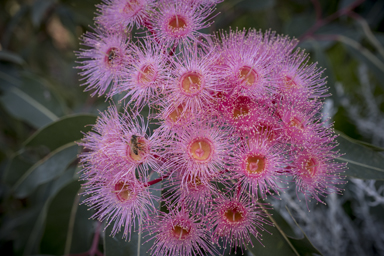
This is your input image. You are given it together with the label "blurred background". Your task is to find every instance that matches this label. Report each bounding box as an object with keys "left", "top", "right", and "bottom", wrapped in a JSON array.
[{"left": 1, "top": 0, "right": 384, "bottom": 255}]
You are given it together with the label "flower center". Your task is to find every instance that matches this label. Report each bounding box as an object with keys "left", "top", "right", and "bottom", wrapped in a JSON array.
[
  {"left": 180, "top": 72, "right": 203, "bottom": 95},
  {"left": 127, "top": 135, "right": 148, "bottom": 162},
  {"left": 302, "top": 157, "right": 318, "bottom": 178},
  {"left": 105, "top": 47, "right": 121, "bottom": 67},
  {"left": 186, "top": 174, "right": 203, "bottom": 190},
  {"left": 188, "top": 138, "right": 213, "bottom": 162},
  {"left": 289, "top": 116, "right": 304, "bottom": 130},
  {"left": 114, "top": 182, "right": 133, "bottom": 202},
  {"left": 283, "top": 75, "right": 298, "bottom": 89},
  {"left": 232, "top": 96, "right": 252, "bottom": 119},
  {"left": 172, "top": 225, "right": 190, "bottom": 240},
  {"left": 246, "top": 155, "right": 265, "bottom": 174},
  {"left": 168, "top": 15, "right": 187, "bottom": 34},
  {"left": 138, "top": 64, "right": 156, "bottom": 85},
  {"left": 239, "top": 66, "right": 258, "bottom": 87},
  {"left": 167, "top": 104, "right": 190, "bottom": 124},
  {"left": 224, "top": 206, "right": 244, "bottom": 223},
  {"left": 123, "top": 0, "right": 139, "bottom": 14}
]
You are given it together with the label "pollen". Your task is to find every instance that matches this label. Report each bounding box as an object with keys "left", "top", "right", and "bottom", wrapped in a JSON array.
[
  {"left": 180, "top": 72, "right": 203, "bottom": 95},
  {"left": 246, "top": 155, "right": 265, "bottom": 175},
  {"left": 172, "top": 225, "right": 190, "bottom": 240},
  {"left": 239, "top": 66, "right": 258, "bottom": 87},
  {"left": 188, "top": 138, "right": 213, "bottom": 162},
  {"left": 114, "top": 182, "right": 133, "bottom": 202}
]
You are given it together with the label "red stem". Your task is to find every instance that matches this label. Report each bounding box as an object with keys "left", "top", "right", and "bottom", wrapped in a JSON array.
[{"left": 144, "top": 174, "right": 170, "bottom": 187}]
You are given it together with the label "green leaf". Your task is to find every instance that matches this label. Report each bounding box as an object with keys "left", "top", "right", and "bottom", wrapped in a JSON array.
[
  {"left": 22, "top": 114, "right": 97, "bottom": 151},
  {"left": 40, "top": 182, "right": 94, "bottom": 255},
  {"left": 32, "top": 0, "right": 57, "bottom": 28},
  {"left": 336, "top": 130, "right": 384, "bottom": 152},
  {"left": 104, "top": 221, "right": 154, "bottom": 256},
  {"left": 246, "top": 205, "right": 299, "bottom": 256},
  {"left": 13, "top": 167, "right": 77, "bottom": 256},
  {"left": 336, "top": 134, "right": 384, "bottom": 180},
  {"left": 247, "top": 204, "right": 322, "bottom": 256},
  {"left": 3, "top": 153, "right": 34, "bottom": 186},
  {"left": 0, "top": 86, "right": 59, "bottom": 128},
  {"left": 12, "top": 143, "right": 79, "bottom": 198},
  {"left": 0, "top": 72, "right": 68, "bottom": 128},
  {"left": 285, "top": 207, "right": 322, "bottom": 256},
  {"left": 236, "top": 0, "right": 276, "bottom": 11},
  {"left": 0, "top": 50, "right": 25, "bottom": 65}
]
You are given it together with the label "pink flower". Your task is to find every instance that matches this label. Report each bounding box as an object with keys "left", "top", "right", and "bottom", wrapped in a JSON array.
[
  {"left": 209, "top": 194, "right": 271, "bottom": 254},
  {"left": 216, "top": 29, "right": 280, "bottom": 98},
  {"left": 290, "top": 128, "right": 347, "bottom": 207},
  {"left": 161, "top": 118, "right": 235, "bottom": 187},
  {"left": 78, "top": 105, "right": 163, "bottom": 181},
  {"left": 114, "top": 38, "right": 170, "bottom": 110},
  {"left": 96, "top": 0, "right": 155, "bottom": 30},
  {"left": 82, "top": 171, "right": 156, "bottom": 241},
  {"left": 231, "top": 134, "right": 290, "bottom": 199},
  {"left": 76, "top": 29, "right": 132, "bottom": 97},
  {"left": 163, "top": 45, "right": 222, "bottom": 116},
  {"left": 146, "top": 209, "right": 217, "bottom": 256},
  {"left": 148, "top": 0, "right": 217, "bottom": 46}
]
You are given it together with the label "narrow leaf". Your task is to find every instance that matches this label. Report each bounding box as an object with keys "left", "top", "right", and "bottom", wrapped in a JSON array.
[
  {"left": 1, "top": 86, "right": 58, "bottom": 128},
  {"left": 22, "top": 114, "right": 97, "bottom": 151},
  {"left": 336, "top": 134, "right": 384, "bottom": 180},
  {"left": 12, "top": 143, "right": 78, "bottom": 198}
]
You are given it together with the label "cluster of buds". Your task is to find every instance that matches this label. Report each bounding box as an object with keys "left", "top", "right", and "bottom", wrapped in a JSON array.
[{"left": 76, "top": 0, "right": 346, "bottom": 255}]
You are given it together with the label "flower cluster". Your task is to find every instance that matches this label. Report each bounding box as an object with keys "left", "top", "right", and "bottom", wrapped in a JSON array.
[{"left": 76, "top": 0, "right": 346, "bottom": 255}]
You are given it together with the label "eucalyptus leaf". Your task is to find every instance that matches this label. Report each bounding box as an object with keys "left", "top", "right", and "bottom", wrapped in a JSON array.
[
  {"left": 0, "top": 86, "right": 59, "bottom": 128},
  {"left": 14, "top": 167, "right": 76, "bottom": 256},
  {"left": 285, "top": 207, "right": 322, "bottom": 255},
  {"left": 336, "top": 130, "right": 384, "bottom": 152},
  {"left": 40, "top": 181, "right": 93, "bottom": 255},
  {"left": 336, "top": 134, "right": 384, "bottom": 180},
  {"left": 104, "top": 221, "right": 154, "bottom": 256},
  {"left": 3, "top": 153, "right": 34, "bottom": 186},
  {"left": 247, "top": 204, "right": 322, "bottom": 256},
  {"left": 0, "top": 50, "right": 25, "bottom": 65},
  {"left": 32, "top": 0, "right": 57, "bottom": 28},
  {"left": 12, "top": 143, "right": 79, "bottom": 198},
  {"left": 22, "top": 114, "right": 97, "bottom": 151},
  {"left": 0, "top": 72, "right": 68, "bottom": 128}
]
